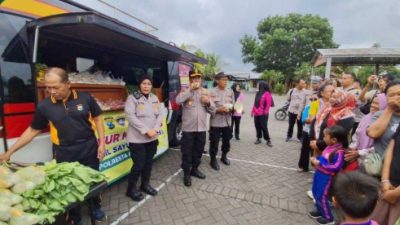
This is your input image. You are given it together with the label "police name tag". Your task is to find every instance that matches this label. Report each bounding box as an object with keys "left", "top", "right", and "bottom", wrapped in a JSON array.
[{"left": 77, "top": 104, "right": 84, "bottom": 111}]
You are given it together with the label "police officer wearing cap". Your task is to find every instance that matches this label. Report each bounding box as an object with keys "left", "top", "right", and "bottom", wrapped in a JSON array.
[
  {"left": 176, "top": 71, "right": 215, "bottom": 187},
  {"left": 209, "top": 72, "right": 234, "bottom": 170},
  {"left": 0, "top": 67, "right": 106, "bottom": 225},
  {"left": 125, "top": 75, "right": 163, "bottom": 201}
]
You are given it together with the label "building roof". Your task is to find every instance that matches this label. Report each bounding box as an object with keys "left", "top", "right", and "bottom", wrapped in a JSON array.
[
  {"left": 227, "top": 72, "right": 261, "bottom": 80},
  {"left": 312, "top": 48, "right": 400, "bottom": 67}
]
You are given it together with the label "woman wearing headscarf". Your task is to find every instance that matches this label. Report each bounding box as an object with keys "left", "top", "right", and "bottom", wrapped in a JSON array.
[
  {"left": 251, "top": 81, "right": 273, "bottom": 147},
  {"left": 231, "top": 83, "right": 245, "bottom": 140},
  {"left": 125, "top": 75, "right": 163, "bottom": 202},
  {"left": 345, "top": 93, "right": 387, "bottom": 171},
  {"left": 310, "top": 89, "right": 356, "bottom": 154}
]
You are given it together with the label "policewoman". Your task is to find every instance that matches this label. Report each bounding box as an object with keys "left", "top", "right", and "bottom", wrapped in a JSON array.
[
  {"left": 176, "top": 71, "right": 215, "bottom": 187},
  {"left": 0, "top": 67, "right": 106, "bottom": 225},
  {"left": 125, "top": 75, "right": 163, "bottom": 201}
]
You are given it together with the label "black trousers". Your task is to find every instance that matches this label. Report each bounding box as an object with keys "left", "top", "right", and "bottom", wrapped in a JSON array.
[
  {"left": 127, "top": 140, "right": 158, "bottom": 191},
  {"left": 254, "top": 115, "right": 270, "bottom": 141},
  {"left": 231, "top": 116, "right": 242, "bottom": 138},
  {"left": 287, "top": 112, "right": 303, "bottom": 139},
  {"left": 209, "top": 126, "right": 232, "bottom": 158},
  {"left": 298, "top": 132, "right": 311, "bottom": 171},
  {"left": 54, "top": 137, "right": 101, "bottom": 224},
  {"left": 180, "top": 131, "right": 206, "bottom": 172},
  {"left": 351, "top": 122, "right": 359, "bottom": 136}
]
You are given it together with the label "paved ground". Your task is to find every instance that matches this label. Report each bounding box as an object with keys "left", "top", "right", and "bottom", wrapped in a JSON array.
[{"left": 93, "top": 92, "right": 318, "bottom": 225}]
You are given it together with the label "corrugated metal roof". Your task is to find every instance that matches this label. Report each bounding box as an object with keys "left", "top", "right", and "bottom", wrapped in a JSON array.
[
  {"left": 227, "top": 72, "right": 261, "bottom": 80},
  {"left": 312, "top": 48, "right": 400, "bottom": 67}
]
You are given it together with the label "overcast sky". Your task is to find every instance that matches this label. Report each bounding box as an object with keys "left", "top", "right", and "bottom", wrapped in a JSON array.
[{"left": 77, "top": 0, "right": 400, "bottom": 73}]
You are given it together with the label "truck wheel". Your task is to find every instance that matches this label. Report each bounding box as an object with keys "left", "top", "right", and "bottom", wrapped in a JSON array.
[{"left": 169, "top": 121, "right": 182, "bottom": 147}]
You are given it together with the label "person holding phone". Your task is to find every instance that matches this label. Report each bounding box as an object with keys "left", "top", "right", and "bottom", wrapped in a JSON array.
[{"left": 176, "top": 71, "right": 215, "bottom": 187}]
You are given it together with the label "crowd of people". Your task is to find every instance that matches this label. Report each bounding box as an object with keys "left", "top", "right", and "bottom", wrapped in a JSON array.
[
  {"left": 284, "top": 73, "right": 400, "bottom": 225},
  {"left": 0, "top": 66, "right": 399, "bottom": 225}
]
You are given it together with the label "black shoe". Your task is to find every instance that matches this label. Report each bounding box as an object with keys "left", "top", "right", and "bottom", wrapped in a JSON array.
[
  {"left": 126, "top": 189, "right": 144, "bottom": 202},
  {"left": 316, "top": 217, "right": 335, "bottom": 225},
  {"left": 210, "top": 158, "right": 220, "bottom": 170},
  {"left": 235, "top": 137, "right": 240, "bottom": 140},
  {"left": 183, "top": 173, "right": 192, "bottom": 187},
  {"left": 191, "top": 168, "right": 206, "bottom": 179},
  {"left": 221, "top": 154, "right": 230, "bottom": 166},
  {"left": 308, "top": 209, "right": 322, "bottom": 219},
  {"left": 203, "top": 150, "right": 207, "bottom": 154},
  {"left": 266, "top": 140, "right": 273, "bottom": 147},
  {"left": 254, "top": 139, "right": 262, "bottom": 144},
  {"left": 91, "top": 208, "right": 106, "bottom": 222},
  {"left": 286, "top": 137, "right": 292, "bottom": 142},
  {"left": 141, "top": 184, "right": 158, "bottom": 196}
]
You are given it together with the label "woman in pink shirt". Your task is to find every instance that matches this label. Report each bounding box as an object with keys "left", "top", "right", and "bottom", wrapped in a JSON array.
[{"left": 251, "top": 81, "right": 273, "bottom": 147}]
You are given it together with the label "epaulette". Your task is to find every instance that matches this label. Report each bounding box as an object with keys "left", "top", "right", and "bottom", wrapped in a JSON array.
[{"left": 133, "top": 91, "right": 142, "bottom": 99}]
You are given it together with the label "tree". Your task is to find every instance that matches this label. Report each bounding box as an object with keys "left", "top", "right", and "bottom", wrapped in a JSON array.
[
  {"left": 293, "top": 62, "right": 325, "bottom": 81},
  {"left": 180, "top": 44, "right": 223, "bottom": 80},
  {"left": 240, "top": 13, "right": 338, "bottom": 82}
]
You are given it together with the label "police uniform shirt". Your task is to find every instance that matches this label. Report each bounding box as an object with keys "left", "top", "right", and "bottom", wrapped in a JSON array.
[
  {"left": 176, "top": 88, "right": 215, "bottom": 132},
  {"left": 125, "top": 92, "right": 163, "bottom": 144},
  {"left": 30, "top": 90, "right": 102, "bottom": 146},
  {"left": 210, "top": 87, "right": 234, "bottom": 127}
]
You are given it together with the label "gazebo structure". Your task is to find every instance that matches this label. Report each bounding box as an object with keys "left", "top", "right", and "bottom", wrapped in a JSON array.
[{"left": 311, "top": 48, "right": 400, "bottom": 79}]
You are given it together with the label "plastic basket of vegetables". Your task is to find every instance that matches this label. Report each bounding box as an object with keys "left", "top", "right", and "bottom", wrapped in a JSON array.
[{"left": 0, "top": 161, "right": 107, "bottom": 225}]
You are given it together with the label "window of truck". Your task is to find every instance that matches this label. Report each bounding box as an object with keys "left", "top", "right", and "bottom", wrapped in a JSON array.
[{"left": 0, "top": 13, "right": 35, "bottom": 153}]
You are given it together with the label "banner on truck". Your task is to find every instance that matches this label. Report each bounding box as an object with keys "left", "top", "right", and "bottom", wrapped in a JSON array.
[
  {"left": 99, "top": 107, "right": 169, "bottom": 183},
  {"left": 178, "top": 64, "right": 191, "bottom": 89}
]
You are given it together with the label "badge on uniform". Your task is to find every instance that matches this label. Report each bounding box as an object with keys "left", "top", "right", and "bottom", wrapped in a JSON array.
[
  {"left": 138, "top": 104, "right": 145, "bottom": 110},
  {"left": 76, "top": 104, "right": 83, "bottom": 111}
]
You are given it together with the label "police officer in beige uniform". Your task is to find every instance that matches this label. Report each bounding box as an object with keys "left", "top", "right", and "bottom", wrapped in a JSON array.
[
  {"left": 125, "top": 75, "right": 163, "bottom": 201},
  {"left": 209, "top": 72, "right": 234, "bottom": 170},
  {"left": 176, "top": 71, "right": 215, "bottom": 187}
]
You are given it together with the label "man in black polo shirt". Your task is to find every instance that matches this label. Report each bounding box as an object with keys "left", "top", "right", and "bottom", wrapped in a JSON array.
[{"left": 0, "top": 67, "right": 106, "bottom": 225}]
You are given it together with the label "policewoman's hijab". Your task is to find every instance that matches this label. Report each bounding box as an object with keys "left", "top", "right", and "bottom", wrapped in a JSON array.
[
  {"left": 254, "top": 81, "right": 270, "bottom": 108},
  {"left": 138, "top": 75, "right": 153, "bottom": 96}
]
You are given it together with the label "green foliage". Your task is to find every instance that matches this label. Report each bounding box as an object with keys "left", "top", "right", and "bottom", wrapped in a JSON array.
[
  {"left": 180, "top": 44, "right": 223, "bottom": 80},
  {"left": 274, "top": 82, "right": 285, "bottom": 95},
  {"left": 260, "top": 70, "right": 284, "bottom": 83},
  {"left": 240, "top": 13, "right": 338, "bottom": 80}
]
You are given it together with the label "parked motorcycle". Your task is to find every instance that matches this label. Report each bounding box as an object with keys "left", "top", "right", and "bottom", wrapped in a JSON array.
[{"left": 274, "top": 101, "right": 289, "bottom": 121}]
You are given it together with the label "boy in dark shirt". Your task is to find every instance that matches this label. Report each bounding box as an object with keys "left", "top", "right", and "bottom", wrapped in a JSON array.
[{"left": 333, "top": 172, "right": 380, "bottom": 225}]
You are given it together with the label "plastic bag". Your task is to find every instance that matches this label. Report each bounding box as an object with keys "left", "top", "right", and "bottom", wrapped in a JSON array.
[
  {"left": 0, "top": 204, "right": 11, "bottom": 221},
  {"left": 364, "top": 153, "right": 383, "bottom": 177}
]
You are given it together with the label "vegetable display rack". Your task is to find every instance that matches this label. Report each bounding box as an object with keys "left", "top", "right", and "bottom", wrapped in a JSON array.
[{"left": 36, "top": 83, "right": 127, "bottom": 111}]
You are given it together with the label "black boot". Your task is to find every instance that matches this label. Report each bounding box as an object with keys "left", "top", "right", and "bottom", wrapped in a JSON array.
[
  {"left": 254, "top": 138, "right": 261, "bottom": 144},
  {"left": 126, "top": 181, "right": 144, "bottom": 202},
  {"left": 235, "top": 134, "right": 240, "bottom": 140},
  {"left": 191, "top": 167, "right": 206, "bottom": 179},
  {"left": 140, "top": 168, "right": 157, "bottom": 196},
  {"left": 210, "top": 157, "right": 220, "bottom": 170},
  {"left": 221, "top": 153, "right": 230, "bottom": 166},
  {"left": 141, "top": 184, "right": 158, "bottom": 196},
  {"left": 183, "top": 170, "right": 192, "bottom": 187}
]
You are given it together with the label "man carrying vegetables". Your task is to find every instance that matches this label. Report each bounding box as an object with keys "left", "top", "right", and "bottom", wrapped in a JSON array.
[{"left": 0, "top": 67, "right": 106, "bottom": 225}]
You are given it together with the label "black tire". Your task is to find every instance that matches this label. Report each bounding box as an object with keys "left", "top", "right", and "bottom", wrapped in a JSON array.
[
  {"left": 274, "top": 109, "right": 287, "bottom": 121},
  {"left": 169, "top": 120, "right": 182, "bottom": 147}
]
